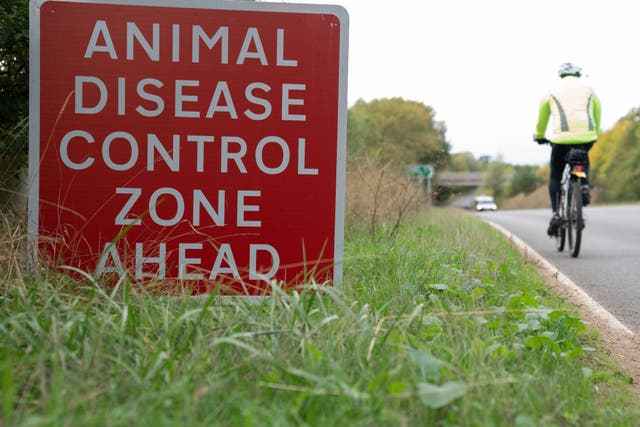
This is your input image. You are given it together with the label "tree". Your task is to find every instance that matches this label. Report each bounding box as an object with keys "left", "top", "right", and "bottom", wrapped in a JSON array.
[
  {"left": 0, "top": 0, "right": 29, "bottom": 166},
  {"left": 479, "top": 161, "right": 508, "bottom": 201},
  {"left": 347, "top": 97, "right": 450, "bottom": 170},
  {"left": 0, "top": 0, "right": 29, "bottom": 129},
  {"left": 508, "top": 165, "right": 544, "bottom": 197},
  {"left": 448, "top": 151, "right": 483, "bottom": 172},
  {"left": 601, "top": 120, "right": 640, "bottom": 201},
  {"left": 590, "top": 108, "right": 640, "bottom": 202},
  {"left": 590, "top": 116, "right": 634, "bottom": 188}
]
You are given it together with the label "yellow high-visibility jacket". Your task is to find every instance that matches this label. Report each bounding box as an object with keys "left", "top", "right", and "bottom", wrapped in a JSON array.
[{"left": 535, "top": 76, "right": 601, "bottom": 144}]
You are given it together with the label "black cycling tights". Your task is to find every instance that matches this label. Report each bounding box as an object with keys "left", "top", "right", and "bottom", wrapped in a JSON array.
[{"left": 549, "top": 141, "right": 595, "bottom": 213}]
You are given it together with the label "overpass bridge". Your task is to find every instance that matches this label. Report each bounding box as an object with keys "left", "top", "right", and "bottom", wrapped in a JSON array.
[{"left": 436, "top": 172, "right": 484, "bottom": 187}]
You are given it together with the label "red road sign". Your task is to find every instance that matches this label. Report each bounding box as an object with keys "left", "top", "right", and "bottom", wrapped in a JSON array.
[{"left": 29, "top": 0, "right": 348, "bottom": 295}]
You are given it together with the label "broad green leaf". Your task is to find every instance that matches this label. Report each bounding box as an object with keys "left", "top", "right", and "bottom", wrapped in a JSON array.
[
  {"left": 417, "top": 381, "right": 467, "bottom": 408},
  {"left": 525, "top": 335, "right": 555, "bottom": 350},
  {"left": 526, "top": 318, "right": 541, "bottom": 331},
  {"left": 409, "top": 349, "right": 445, "bottom": 378},
  {"left": 561, "top": 346, "right": 584, "bottom": 359}
]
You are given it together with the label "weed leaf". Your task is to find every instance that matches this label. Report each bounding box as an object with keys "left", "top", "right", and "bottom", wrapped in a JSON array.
[
  {"left": 409, "top": 349, "right": 445, "bottom": 379},
  {"left": 417, "top": 381, "right": 467, "bottom": 408}
]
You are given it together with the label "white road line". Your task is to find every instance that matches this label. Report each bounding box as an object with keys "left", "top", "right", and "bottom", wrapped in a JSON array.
[{"left": 484, "top": 219, "right": 635, "bottom": 337}]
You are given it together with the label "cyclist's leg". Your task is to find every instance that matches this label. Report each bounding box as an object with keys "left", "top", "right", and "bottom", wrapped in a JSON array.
[
  {"left": 547, "top": 143, "right": 569, "bottom": 235},
  {"left": 549, "top": 143, "right": 569, "bottom": 212}
]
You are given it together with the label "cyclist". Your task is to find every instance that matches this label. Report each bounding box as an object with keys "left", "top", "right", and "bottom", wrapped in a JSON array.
[{"left": 534, "top": 62, "right": 601, "bottom": 236}]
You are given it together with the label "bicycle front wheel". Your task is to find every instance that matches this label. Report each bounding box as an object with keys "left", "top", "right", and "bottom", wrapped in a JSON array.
[
  {"left": 567, "top": 180, "right": 583, "bottom": 257},
  {"left": 555, "top": 217, "right": 566, "bottom": 252},
  {"left": 555, "top": 191, "right": 566, "bottom": 252}
]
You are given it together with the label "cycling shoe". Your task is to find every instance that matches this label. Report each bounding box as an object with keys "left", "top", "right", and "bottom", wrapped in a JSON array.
[{"left": 547, "top": 213, "right": 561, "bottom": 236}]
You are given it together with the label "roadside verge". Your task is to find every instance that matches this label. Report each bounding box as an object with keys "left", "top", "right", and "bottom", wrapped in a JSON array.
[{"left": 484, "top": 218, "right": 640, "bottom": 396}]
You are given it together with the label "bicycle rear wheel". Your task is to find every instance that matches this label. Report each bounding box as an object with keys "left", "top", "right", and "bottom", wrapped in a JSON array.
[{"left": 567, "top": 180, "right": 583, "bottom": 257}]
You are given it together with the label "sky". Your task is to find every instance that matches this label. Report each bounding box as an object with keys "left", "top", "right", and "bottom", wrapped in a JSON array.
[{"left": 293, "top": 0, "right": 640, "bottom": 165}]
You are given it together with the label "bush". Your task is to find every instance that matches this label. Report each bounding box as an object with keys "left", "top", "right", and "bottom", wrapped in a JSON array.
[{"left": 345, "top": 156, "right": 426, "bottom": 240}]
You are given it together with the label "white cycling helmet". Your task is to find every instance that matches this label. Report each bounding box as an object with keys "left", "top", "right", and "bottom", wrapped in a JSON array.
[{"left": 558, "top": 62, "right": 582, "bottom": 77}]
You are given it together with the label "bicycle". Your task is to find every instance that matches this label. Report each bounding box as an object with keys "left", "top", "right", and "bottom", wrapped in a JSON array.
[{"left": 553, "top": 147, "right": 588, "bottom": 257}]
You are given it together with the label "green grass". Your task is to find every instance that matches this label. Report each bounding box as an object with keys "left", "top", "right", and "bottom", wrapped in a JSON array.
[{"left": 1, "top": 208, "right": 639, "bottom": 426}]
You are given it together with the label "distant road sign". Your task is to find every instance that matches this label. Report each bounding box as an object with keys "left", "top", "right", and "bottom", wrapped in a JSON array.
[
  {"left": 29, "top": 0, "right": 349, "bottom": 295},
  {"left": 407, "top": 164, "right": 434, "bottom": 179}
]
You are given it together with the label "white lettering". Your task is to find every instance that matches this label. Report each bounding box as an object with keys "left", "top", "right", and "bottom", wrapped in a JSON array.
[
  {"left": 209, "top": 243, "right": 240, "bottom": 280},
  {"left": 237, "top": 27, "right": 267, "bottom": 65},
  {"left": 60, "top": 130, "right": 95, "bottom": 170},
  {"left": 115, "top": 187, "right": 142, "bottom": 226},
  {"left": 178, "top": 243, "right": 203, "bottom": 280},
  {"left": 205, "top": 81, "right": 237, "bottom": 118},
  {"left": 255, "top": 136, "right": 289, "bottom": 174},
  {"left": 172, "top": 24, "right": 180, "bottom": 62},
  {"left": 149, "top": 187, "right": 185, "bottom": 227},
  {"left": 95, "top": 243, "right": 125, "bottom": 277},
  {"left": 249, "top": 244, "right": 279, "bottom": 280},
  {"left": 193, "top": 189, "right": 225, "bottom": 226},
  {"left": 237, "top": 190, "right": 261, "bottom": 227},
  {"left": 59, "top": 132, "right": 311, "bottom": 175},
  {"left": 244, "top": 82, "right": 272, "bottom": 120},
  {"left": 117, "top": 77, "right": 126, "bottom": 115},
  {"left": 187, "top": 135, "right": 214, "bottom": 172},
  {"left": 84, "top": 24, "right": 298, "bottom": 67},
  {"left": 136, "top": 78, "right": 165, "bottom": 117},
  {"left": 276, "top": 29, "right": 297, "bottom": 67},
  {"left": 136, "top": 79, "right": 164, "bottom": 117},
  {"left": 103, "top": 132, "right": 138, "bottom": 171},
  {"left": 95, "top": 241, "right": 280, "bottom": 282},
  {"left": 175, "top": 80, "right": 200, "bottom": 118},
  {"left": 84, "top": 20, "right": 117, "bottom": 59},
  {"left": 126, "top": 22, "right": 159, "bottom": 61},
  {"left": 136, "top": 243, "right": 166, "bottom": 279},
  {"left": 147, "top": 134, "right": 180, "bottom": 172},
  {"left": 282, "top": 84, "right": 306, "bottom": 121},
  {"left": 192, "top": 25, "right": 229, "bottom": 64},
  {"left": 297, "top": 138, "right": 318, "bottom": 175},
  {"left": 221, "top": 136, "right": 248, "bottom": 173},
  {"left": 75, "top": 76, "right": 108, "bottom": 114}
]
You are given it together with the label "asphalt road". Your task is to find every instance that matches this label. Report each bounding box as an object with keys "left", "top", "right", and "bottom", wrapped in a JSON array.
[{"left": 479, "top": 205, "right": 640, "bottom": 333}]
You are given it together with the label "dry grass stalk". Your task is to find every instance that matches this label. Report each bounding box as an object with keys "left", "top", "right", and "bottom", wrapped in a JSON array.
[{"left": 345, "top": 157, "right": 426, "bottom": 238}]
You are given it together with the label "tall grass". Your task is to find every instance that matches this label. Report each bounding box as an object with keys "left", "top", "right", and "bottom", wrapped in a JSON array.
[
  {"left": 0, "top": 117, "right": 29, "bottom": 214},
  {"left": 345, "top": 157, "right": 425, "bottom": 239},
  {"left": 2, "top": 207, "right": 638, "bottom": 426}
]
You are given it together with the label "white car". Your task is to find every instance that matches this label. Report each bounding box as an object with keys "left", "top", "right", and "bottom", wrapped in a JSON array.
[{"left": 474, "top": 195, "right": 497, "bottom": 211}]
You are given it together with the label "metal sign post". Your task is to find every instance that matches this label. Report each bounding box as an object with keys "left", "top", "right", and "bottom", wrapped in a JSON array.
[{"left": 407, "top": 164, "right": 434, "bottom": 207}]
